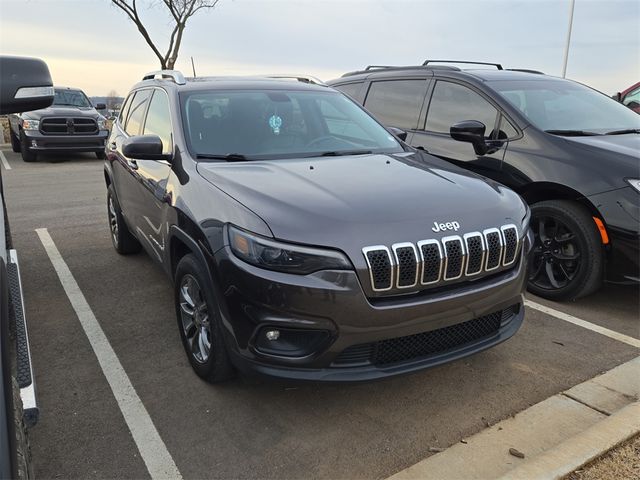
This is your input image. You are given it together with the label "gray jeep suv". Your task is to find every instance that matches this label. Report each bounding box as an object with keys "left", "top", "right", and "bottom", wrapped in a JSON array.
[{"left": 105, "top": 70, "right": 532, "bottom": 383}]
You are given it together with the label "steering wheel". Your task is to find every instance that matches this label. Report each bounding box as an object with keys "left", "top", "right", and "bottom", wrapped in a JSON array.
[{"left": 306, "top": 135, "right": 336, "bottom": 148}]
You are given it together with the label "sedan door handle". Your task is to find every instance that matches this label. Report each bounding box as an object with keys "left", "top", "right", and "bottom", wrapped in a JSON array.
[{"left": 109, "top": 142, "right": 117, "bottom": 151}]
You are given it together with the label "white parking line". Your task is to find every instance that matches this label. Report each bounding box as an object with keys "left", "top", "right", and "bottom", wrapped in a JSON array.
[
  {"left": 36, "top": 228, "right": 182, "bottom": 480},
  {"left": 525, "top": 299, "right": 640, "bottom": 349},
  {"left": 0, "top": 150, "right": 11, "bottom": 170}
]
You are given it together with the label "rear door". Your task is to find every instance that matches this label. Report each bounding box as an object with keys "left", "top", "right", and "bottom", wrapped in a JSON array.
[
  {"left": 410, "top": 79, "right": 508, "bottom": 178},
  {"left": 362, "top": 78, "right": 430, "bottom": 143}
]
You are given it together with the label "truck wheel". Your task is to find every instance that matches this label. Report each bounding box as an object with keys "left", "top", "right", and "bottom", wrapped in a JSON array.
[
  {"left": 12, "top": 377, "right": 34, "bottom": 480},
  {"left": 174, "top": 254, "right": 235, "bottom": 383},
  {"left": 107, "top": 185, "right": 141, "bottom": 254},
  {"left": 95, "top": 151, "right": 106, "bottom": 160},
  {"left": 10, "top": 130, "right": 21, "bottom": 153},
  {"left": 19, "top": 132, "right": 36, "bottom": 162},
  {"left": 528, "top": 200, "right": 603, "bottom": 301}
]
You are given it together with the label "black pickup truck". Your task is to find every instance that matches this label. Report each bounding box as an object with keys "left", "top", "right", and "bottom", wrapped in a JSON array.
[
  {"left": 8, "top": 86, "right": 109, "bottom": 162},
  {"left": 1, "top": 55, "right": 51, "bottom": 480}
]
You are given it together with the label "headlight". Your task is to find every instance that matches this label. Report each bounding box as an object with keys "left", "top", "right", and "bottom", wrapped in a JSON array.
[
  {"left": 626, "top": 179, "right": 640, "bottom": 193},
  {"left": 229, "top": 225, "right": 352, "bottom": 274},
  {"left": 22, "top": 119, "right": 40, "bottom": 131},
  {"left": 97, "top": 117, "right": 108, "bottom": 130}
]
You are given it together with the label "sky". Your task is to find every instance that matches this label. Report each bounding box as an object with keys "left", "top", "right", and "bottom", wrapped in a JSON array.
[{"left": 1, "top": 0, "right": 638, "bottom": 97}]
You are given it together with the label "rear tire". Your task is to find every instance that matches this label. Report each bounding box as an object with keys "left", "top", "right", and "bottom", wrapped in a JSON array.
[
  {"left": 10, "top": 130, "right": 21, "bottom": 153},
  {"left": 12, "top": 377, "right": 33, "bottom": 480},
  {"left": 527, "top": 200, "right": 603, "bottom": 301},
  {"left": 19, "top": 132, "right": 36, "bottom": 162},
  {"left": 107, "top": 185, "right": 141, "bottom": 254},
  {"left": 174, "top": 254, "right": 235, "bottom": 383}
]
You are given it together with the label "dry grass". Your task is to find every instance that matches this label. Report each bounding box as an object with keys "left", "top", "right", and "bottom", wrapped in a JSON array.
[{"left": 565, "top": 434, "right": 640, "bottom": 480}]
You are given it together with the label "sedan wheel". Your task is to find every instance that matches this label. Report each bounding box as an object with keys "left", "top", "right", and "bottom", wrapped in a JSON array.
[{"left": 179, "top": 274, "right": 212, "bottom": 364}]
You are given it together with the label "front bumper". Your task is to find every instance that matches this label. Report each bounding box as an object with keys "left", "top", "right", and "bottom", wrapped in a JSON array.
[
  {"left": 22, "top": 129, "right": 108, "bottom": 153},
  {"left": 213, "top": 236, "right": 529, "bottom": 382},
  {"left": 589, "top": 186, "right": 640, "bottom": 284}
]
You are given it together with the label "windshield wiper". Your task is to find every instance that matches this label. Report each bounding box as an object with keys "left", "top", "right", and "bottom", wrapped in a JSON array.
[
  {"left": 604, "top": 128, "right": 640, "bottom": 135},
  {"left": 317, "top": 150, "right": 373, "bottom": 157},
  {"left": 196, "top": 153, "right": 250, "bottom": 162},
  {"left": 544, "top": 130, "right": 601, "bottom": 136}
]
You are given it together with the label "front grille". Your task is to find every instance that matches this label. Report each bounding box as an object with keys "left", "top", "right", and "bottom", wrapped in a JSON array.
[
  {"left": 41, "top": 117, "right": 98, "bottom": 135},
  {"left": 333, "top": 306, "right": 519, "bottom": 367},
  {"left": 362, "top": 223, "right": 519, "bottom": 294}
]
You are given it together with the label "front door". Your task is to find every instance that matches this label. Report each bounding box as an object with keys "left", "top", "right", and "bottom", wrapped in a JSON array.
[{"left": 410, "top": 80, "right": 509, "bottom": 180}]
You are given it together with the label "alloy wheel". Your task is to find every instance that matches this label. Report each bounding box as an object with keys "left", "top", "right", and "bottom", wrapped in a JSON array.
[
  {"left": 179, "top": 274, "right": 212, "bottom": 364},
  {"left": 529, "top": 215, "right": 582, "bottom": 291},
  {"left": 108, "top": 196, "right": 119, "bottom": 246}
]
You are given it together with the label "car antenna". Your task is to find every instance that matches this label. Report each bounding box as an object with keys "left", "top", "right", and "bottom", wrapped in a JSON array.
[{"left": 191, "top": 56, "right": 197, "bottom": 78}]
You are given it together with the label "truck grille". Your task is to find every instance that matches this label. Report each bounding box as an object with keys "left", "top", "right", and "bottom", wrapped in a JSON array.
[
  {"left": 362, "top": 224, "right": 519, "bottom": 293},
  {"left": 41, "top": 117, "right": 98, "bottom": 135},
  {"left": 332, "top": 305, "right": 519, "bottom": 367}
]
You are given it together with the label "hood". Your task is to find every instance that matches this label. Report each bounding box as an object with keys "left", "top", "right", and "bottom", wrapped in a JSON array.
[
  {"left": 563, "top": 134, "right": 640, "bottom": 173},
  {"left": 196, "top": 152, "right": 527, "bottom": 251},
  {"left": 24, "top": 105, "right": 98, "bottom": 118}
]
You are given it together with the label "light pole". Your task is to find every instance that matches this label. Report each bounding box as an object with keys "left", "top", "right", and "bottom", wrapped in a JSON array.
[{"left": 562, "top": 0, "right": 576, "bottom": 78}]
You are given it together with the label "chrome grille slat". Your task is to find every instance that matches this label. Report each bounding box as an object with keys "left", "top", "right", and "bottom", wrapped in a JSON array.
[
  {"left": 363, "top": 223, "right": 521, "bottom": 294},
  {"left": 463, "top": 232, "right": 485, "bottom": 276},
  {"left": 442, "top": 235, "right": 466, "bottom": 280},
  {"left": 501, "top": 224, "right": 519, "bottom": 266},
  {"left": 417, "top": 239, "right": 443, "bottom": 285},
  {"left": 392, "top": 243, "right": 419, "bottom": 289}
]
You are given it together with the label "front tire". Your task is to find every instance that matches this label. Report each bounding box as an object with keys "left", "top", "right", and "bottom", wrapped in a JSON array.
[
  {"left": 107, "top": 185, "right": 141, "bottom": 254},
  {"left": 10, "top": 130, "right": 21, "bottom": 152},
  {"left": 174, "top": 254, "right": 235, "bottom": 383},
  {"left": 19, "top": 132, "right": 37, "bottom": 162},
  {"left": 527, "top": 200, "right": 603, "bottom": 301}
]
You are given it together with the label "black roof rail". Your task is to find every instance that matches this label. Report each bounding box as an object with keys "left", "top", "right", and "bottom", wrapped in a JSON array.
[
  {"left": 341, "top": 64, "right": 460, "bottom": 78},
  {"left": 506, "top": 68, "right": 545, "bottom": 75},
  {"left": 422, "top": 60, "right": 503, "bottom": 70}
]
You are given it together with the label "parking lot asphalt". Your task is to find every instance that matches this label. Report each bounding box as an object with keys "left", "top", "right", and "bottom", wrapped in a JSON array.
[{"left": 2, "top": 150, "right": 639, "bottom": 479}]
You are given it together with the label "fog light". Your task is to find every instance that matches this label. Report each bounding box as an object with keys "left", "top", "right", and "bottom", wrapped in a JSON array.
[
  {"left": 265, "top": 329, "right": 280, "bottom": 341},
  {"left": 255, "top": 327, "right": 330, "bottom": 357},
  {"left": 31, "top": 140, "right": 37, "bottom": 148}
]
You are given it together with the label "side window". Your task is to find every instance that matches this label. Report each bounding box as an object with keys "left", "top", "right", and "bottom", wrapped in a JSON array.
[
  {"left": 143, "top": 90, "right": 172, "bottom": 154},
  {"left": 364, "top": 80, "right": 428, "bottom": 130},
  {"left": 125, "top": 89, "right": 152, "bottom": 136},
  {"left": 334, "top": 83, "right": 363, "bottom": 103},
  {"left": 118, "top": 94, "right": 133, "bottom": 127},
  {"left": 497, "top": 115, "right": 519, "bottom": 140},
  {"left": 623, "top": 86, "right": 640, "bottom": 106},
  {"left": 425, "top": 81, "right": 498, "bottom": 137}
]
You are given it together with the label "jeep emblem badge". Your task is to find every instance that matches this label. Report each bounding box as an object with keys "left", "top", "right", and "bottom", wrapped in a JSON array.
[{"left": 432, "top": 221, "right": 460, "bottom": 232}]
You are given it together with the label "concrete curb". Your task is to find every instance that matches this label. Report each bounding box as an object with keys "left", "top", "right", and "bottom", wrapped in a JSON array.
[
  {"left": 387, "top": 356, "right": 640, "bottom": 480},
  {"left": 499, "top": 401, "right": 640, "bottom": 480}
]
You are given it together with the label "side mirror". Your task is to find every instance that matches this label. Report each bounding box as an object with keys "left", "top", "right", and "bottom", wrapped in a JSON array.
[
  {"left": 613, "top": 92, "right": 622, "bottom": 102},
  {"left": 450, "top": 120, "right": 489, "bottom": 155},
  {"left": 388, "top": 126, "right": 408, "bottom": 141},
  {"left": 95, "top": 103, "right": 107, "bottom": 110},
  {"left": 0, "top": 56, "right": 53, "bottom": 115},
  {"left": 122, "top": 135, "right": 171, "bottom": 161}
]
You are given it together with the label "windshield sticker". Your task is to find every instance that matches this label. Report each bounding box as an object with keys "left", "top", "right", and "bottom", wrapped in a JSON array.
[{"left": 268, "top": 114, "right": 282, "bottom": 135}]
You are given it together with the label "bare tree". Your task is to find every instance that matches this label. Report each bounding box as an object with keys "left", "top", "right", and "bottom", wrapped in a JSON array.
[
  {"left": 111, "top": 0, "right": 220, "bottom": 70},
  {"left": 106, "top": 90, "right": 120, "bottom": 110}
]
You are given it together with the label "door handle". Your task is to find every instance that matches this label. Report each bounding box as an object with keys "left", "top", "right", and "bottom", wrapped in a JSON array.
[
  {"left": 129, "top": 159, "right": 138, "bottom": 170},
  {"left": 109, "top": 142, "right": 117, "bottom": 151}
]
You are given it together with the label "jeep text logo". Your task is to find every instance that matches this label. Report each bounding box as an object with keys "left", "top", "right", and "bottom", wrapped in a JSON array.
[{"left": 432, "top": 221, "right": 460, "bottom": 232}]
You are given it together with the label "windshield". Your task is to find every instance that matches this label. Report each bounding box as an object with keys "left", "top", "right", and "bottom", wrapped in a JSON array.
[
  {"left": 180, "top": 89, "right": 403, "bottom": 159},
  {"left": 53, "top": 89, "right": 92, "bottom": 108},
  {"left": 489, "top": 79, "right": 640, "bottom": 134}
]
